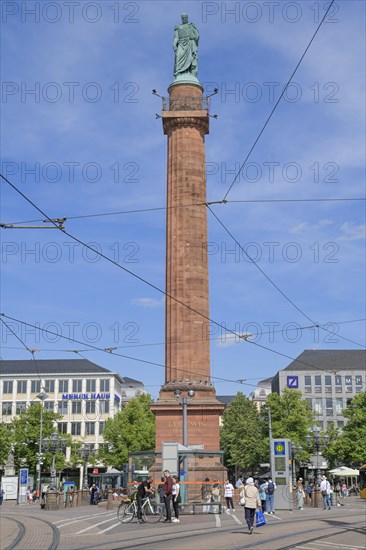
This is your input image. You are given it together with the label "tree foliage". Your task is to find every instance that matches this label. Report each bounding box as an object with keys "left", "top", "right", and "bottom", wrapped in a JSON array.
[
  {"left": 220, "top": 392, "right": 266, "bottom": 472},
  {"left": 337, "top": 392, "right": 366, "bottom": 466},
  {"left": 263, "top": 388, "right": 315, "bottom": 461},
  {"left": 0, "top": 422, "right": 14, "bottom": 467},
  {"left": 98, "top": 394, "right": 155, "bottom": 470}
]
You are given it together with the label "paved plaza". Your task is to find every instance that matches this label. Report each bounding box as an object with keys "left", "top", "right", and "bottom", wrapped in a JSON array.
[{"left": 1, "top": 497, "right": 365, "bottom": 550}]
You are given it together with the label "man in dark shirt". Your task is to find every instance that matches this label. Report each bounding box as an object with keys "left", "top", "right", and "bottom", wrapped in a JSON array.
[
  {"left": 162, "top": 470, "right": 173, "bottom": 522},
  {"left": 137, "top": 475, "right": 154, "bottom": 523}
]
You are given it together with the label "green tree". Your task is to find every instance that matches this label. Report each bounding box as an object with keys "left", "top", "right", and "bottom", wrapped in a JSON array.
[
  {"left": 322, "top": 422, "right": 342, "bottom": 469},
  {"left": 337, "top": 392, "right": 366, "bottom": 466},
  {"left": 263, "top": 388, "right": 315, "bottom": 461},
  {"left": 220, "top": 392, "right": 266, "bottom": 473},
  {"left": 98, "top": 394, "right": 155, "bottom": 470},
  {"left": 11, "top": 403, "right": 63, "bottom": 475},
  {"left": 0, "top": 422, "right": 14, "bottom": 467}
]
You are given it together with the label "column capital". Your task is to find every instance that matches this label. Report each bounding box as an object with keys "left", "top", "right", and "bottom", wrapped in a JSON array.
[{"left": 162, "top": 113, "right": 209, "bottom": 136}]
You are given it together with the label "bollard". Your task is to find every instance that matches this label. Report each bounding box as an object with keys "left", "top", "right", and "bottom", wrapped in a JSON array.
[
  {"left": 72, "top": 490, "right": 78, "bottom": 507},
  {"left": 107, "top": 489, "right": 114, "bottom": 510},
  {"left": 45, "top": 490, "right": 60, "bottom": 511}
]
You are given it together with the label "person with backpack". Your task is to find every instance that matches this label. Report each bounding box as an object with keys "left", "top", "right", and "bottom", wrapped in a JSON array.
[{"left": 265, "top": 477, "right": 276, "bottom": 514}]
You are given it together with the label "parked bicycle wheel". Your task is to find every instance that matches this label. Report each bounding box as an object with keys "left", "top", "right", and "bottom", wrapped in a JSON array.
[
  {"left": 143, "top": 500, "right": 163, "bottom": 523},
  {"left": 117, "top": 501, "right": 135, "bottom": 523}
]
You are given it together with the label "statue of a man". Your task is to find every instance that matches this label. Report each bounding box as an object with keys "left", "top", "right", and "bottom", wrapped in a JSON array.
[{"left": 173, "top": 13, "right": 199, "bottom": 78}]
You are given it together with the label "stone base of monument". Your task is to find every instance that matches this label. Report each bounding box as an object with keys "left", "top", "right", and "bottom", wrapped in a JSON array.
[{"left": 45, "top": 490, "right": 60, "bottom": 511}]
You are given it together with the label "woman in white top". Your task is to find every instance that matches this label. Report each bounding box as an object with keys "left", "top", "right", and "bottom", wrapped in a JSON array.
[
  {"left": 224, "top": 479, "right": 235, "bottom": 512},
  {"left": 172, "top": 475, "right": 180, "bottom": 522}
]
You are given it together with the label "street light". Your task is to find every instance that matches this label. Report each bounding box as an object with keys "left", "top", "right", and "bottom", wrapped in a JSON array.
[
  {"left": 79, "top": 443, "right": 93, "bottom": 490},
  {"left": 290, "top": 442, "right": 303, "bottom": 488},
  {"left": 43, "top": 432, "right": 67, "bottom": 490},
  {"left": 306, "top": 426, "right": 329, "bottom": 488},
  {"left": 36, "top": 391, "right": 48, "bottom": 499},
  {"left": 174, "top": 389, "right": 195, "bottom": 502}
]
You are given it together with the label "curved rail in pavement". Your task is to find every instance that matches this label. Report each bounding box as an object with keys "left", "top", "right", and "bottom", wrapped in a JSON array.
[{"left": 3, "top": 515, "right": 60, "bottom": 550}]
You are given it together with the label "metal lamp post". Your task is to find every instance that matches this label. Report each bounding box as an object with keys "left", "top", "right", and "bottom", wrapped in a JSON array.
[
  {"left": 43, "top": 432, "right": 67, "bottom": 490},
  {"left": 290, "top": 442, "right": 303, "bottom": 488},
  {"left": 306, "top": 426, "right": 329, "bottom": 487},
  {"left": 174, "top": 389, "right": 195, "bottom": 502},
  {"left": 36, "top": 391, "right": 48, "bottom": 498},
  {"left": 79, "top": 443, "right": 92, "bottom": 490}
]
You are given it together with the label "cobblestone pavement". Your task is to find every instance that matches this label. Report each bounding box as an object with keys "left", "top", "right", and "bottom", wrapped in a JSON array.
[{"left": 1, "top": 497, "right": 365, "bottom": 550}]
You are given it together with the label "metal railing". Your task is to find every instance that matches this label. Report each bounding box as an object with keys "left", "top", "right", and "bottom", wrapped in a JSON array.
[{"left": 162, "top": 96, "right": 210, "bottom": 112}]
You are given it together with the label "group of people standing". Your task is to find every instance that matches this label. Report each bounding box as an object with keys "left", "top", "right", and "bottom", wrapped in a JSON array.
[{"left": 136, "top": 470, "right": 180, "bottom": 524}]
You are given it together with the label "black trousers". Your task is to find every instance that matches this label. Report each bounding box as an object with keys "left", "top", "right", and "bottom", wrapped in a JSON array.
[
  {"left": 225, "top": 497, "right": 234, "bottom": 509},
  {"left": 172, "top": 496, "right": 179, "bottom": 519},
  {"left": 136, "top": 494, "right": 143, "bottom": 520},
  {"left": 244, "top": 507, "right": 256, "bottom": 529},
  {"left": 164, "top": 495, "right": 172, "bottom": 520}
]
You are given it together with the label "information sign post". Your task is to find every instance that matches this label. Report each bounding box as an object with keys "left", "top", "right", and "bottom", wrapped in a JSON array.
[{"left": 270, "top": 439, "right": 293, "bottom": 511}]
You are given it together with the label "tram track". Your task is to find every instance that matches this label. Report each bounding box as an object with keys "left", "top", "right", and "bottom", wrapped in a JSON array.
[{"left": 2, "top": 515, "right": 60, "bottom": 550}]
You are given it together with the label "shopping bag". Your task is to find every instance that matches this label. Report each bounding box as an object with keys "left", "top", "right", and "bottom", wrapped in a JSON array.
[{"left": 255, "top": 509, "right": 266, "bottom": 527}]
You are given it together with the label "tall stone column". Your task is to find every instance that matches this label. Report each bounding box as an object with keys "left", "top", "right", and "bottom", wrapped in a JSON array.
[{"left": 151, "top": 83, "right": 224, "bottom": 454}]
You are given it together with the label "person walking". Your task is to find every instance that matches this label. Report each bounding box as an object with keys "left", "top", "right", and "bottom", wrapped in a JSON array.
[
  {"left": 320, "top": 475, "right": 331, "bottom": 510},
  {"left": 224, "top": 479, "right": 235, "bottom": 512},
  {"left": 243, "top": 477, "right": 261, "bottom": 534},
  {"left": 162, "top": 470, "right": 173, "bottom": 523},
  {"left": 172, "top": 475, "right": 180, "bottom": 523},
  {"left": 265, "top": 477, "right": 276, "bottom": 514},
  {"left": 201, "top": 478, "right": 212, "bottom": 513},
  {"left": 296, "top": 478, "right": 305, "bottom": 510},
  {"left": 259, "top": 481, "right": 267, "bottom": 513},
  {"left": 0, "top": 488, "right": 5, "bottom": 505}
]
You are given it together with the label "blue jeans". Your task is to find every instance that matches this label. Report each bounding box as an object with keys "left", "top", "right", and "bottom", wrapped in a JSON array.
[
  {"left": 323, "top": 494, "right": 331, "bottom": 509},
  {"left": 266, "top": 493, "right": 274, "bottom": 512}
]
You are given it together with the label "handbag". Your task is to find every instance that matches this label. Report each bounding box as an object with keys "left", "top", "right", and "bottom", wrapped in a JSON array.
[
  {"left": 255, "top": 509, "right": 266, "bottom": 527},
  {"left": 239, "top": 488, "right": 246, "bottom": 506}
]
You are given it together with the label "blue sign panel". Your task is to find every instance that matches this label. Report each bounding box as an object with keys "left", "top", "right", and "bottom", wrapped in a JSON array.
[
  {"left": 20, "top": 468, "right": 28, "bottom": 485},
  {"left": 287, "top": 375, "right": 299, "bottom": 388},
  {"left": 274, "top": 441, "right": 286, "bottom": 456}
]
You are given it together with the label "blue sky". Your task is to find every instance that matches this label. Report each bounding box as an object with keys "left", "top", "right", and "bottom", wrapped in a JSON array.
[{"left": 1, "top": 0, "right": 365, "bottom": 399}]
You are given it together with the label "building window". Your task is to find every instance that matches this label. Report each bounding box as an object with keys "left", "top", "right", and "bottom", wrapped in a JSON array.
[
  {"left": 314, "top": 375, "right": 322, "bottom": 393},
  {"left": 325, "top": 398, "right": 333, "bottom": 416},
  {"left": 318, "top": 421, "right": 324, "bottom": 430},
  {"left": 99, "top": 400, "right": 109, "bottom": 414},
  {"left": 85, "top": 401, "right": 96, "bottom": 414},
  {"left": 31, "top": 380, "right": 41, "bottom": 393},
  {"left": 59, "top": 380, "right": 69, "bottom": 393},
  {"left": 58, "top": 422, "right": 68, "bottom": 434},
  {"left": 337, "top": 421, "right": 344, "bottom": 429},
  {"left": 335, "top": 375, "right": 342, "bottom": 393},
  {"left": 324, "top": 375, "right": 332, "bottom": 393},
  {"left": 314, "top": 398, "right": 323, "bottom": 415},
  {"left": 85, "top": 422, "right": 95, "bottom": 435},
  {"left": 355, "top": 375, "right": 362, "bottom": 392},
  {"left": 44, "top": 401, "right": 54, "bottom": 411},
  {"left": 72, "top": 380, "right": 82, "bottom": 393},
  {"left": 17, "top": 380, "right": 27, "bottom": 394},
  {"left": 345, "top": 375, "right": 352, "bottom": 392},
  {"left": 335, "top": 398, "right": 343, "bottom": 414},
  {"left": 99, "top": 422, "right": 105, "bottom": 434},
  {"left": 86, "top": 379, "right": 96, "bottom": 392},
  {"left": 72, "top": 402, "right": 82, "bottom": 414},
  {"left": 44, "top": 380, "right": 55, "bottom": 393},
  {"left": 3, "top": 381, "right": 13, "bottom": 394},
  {"left": 2, "top": 402, "right": 13, "bottom": 415},
  {"left": 71, "top": 422, "right": 81, "bottom": 436},
  {"left": 100, "top": 379, "right": 110, "bottom": 392},
  {"left": 58, "top": 401, "right": 68, "bottom": 414},
  {"left": 16, "top": 402, "right": 27, "bottom": 415},
  {"left": 304, "top": 375, "right": 312, "bottom": 393}
]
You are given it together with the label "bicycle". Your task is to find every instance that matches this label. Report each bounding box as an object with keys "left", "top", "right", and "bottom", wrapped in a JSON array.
[{"left": 117, "top": 495, "right": 164, "bottom": 524}]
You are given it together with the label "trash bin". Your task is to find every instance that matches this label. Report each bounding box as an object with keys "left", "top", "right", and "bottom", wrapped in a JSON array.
[{"left": 330, "top": 492, "right": 337, "bottom": 506}]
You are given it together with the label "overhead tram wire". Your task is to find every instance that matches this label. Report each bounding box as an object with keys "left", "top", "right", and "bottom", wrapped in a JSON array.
[
  {"left": 2, "top": 313, "right": 364, "bottom": 387},
  {"left": 2, "top": 319, "right": 364, "bottom": 353},
  {"left": 3, "top": 197, "right": 365, "bottom": 226},
  {"left": 222, "top": 0, "right": 336, "bottom": 202},
  {"left": 206, "top": 204, "right": 365, "bottom": 350}
]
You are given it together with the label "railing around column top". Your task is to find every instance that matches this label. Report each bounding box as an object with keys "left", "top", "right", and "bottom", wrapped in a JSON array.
[{"left": 162, "top": 96, "right": 210, "bottom": 112}]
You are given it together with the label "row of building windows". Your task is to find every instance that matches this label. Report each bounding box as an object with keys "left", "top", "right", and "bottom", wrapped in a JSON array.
[
  {"left": 303, "top": 374, "right": 362, "bottom": 394},
  {"left": 58, "top": 421, "right": 105, "bottom": 436},
  {"left": 1, "top": 400, "right": 110, "bottom": 417},
  {"left": 1, "top": 379, "right": 111, "bottom": 394},
  {"left": 306, "top": 397, "right": 352, "bottom": 416}
]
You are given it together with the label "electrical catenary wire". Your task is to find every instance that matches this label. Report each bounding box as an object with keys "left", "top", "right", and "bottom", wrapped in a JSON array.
[
  {"left": 222, "top": 0, "right": 336, "bottom": 201},
  {"left": 3, "top": 197, "right": 365, "bottom": 226}
]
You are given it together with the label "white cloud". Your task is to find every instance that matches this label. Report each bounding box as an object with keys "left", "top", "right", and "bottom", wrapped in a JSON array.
[
  {"left": 131, "top": 297, "right": 165, "bottom": 308},
  {"left": 338, "top": 222, "right": 366, "bottom": 241}
]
